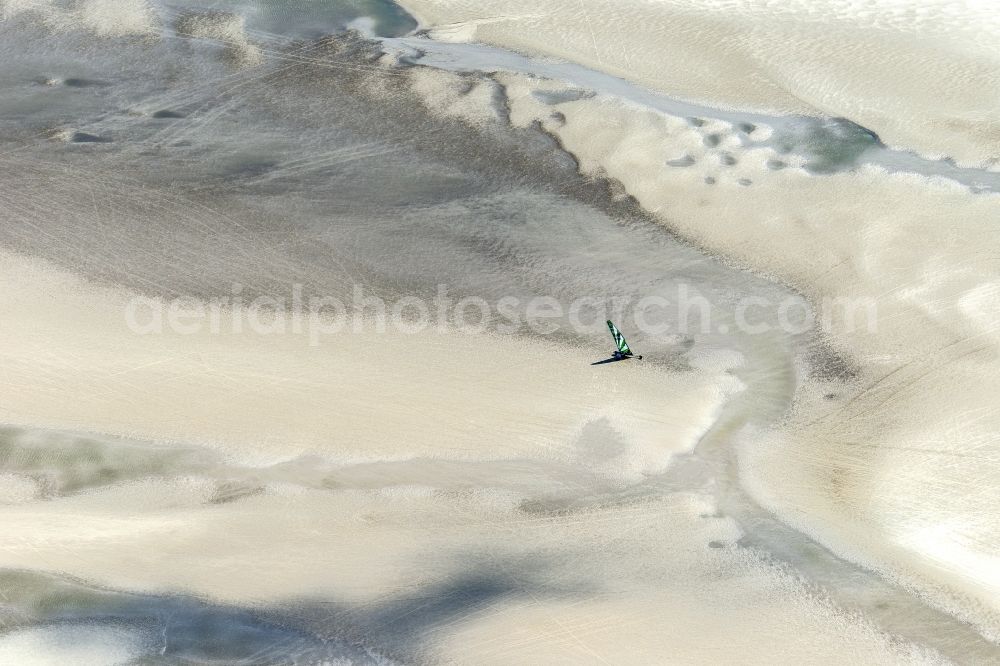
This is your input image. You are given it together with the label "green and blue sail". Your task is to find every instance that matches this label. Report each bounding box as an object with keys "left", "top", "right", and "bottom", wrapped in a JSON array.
[{"left": 606, "top": 320, "right": 632, "bottom": 355}]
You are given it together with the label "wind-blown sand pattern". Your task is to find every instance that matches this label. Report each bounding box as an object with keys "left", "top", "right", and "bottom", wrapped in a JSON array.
[
  {"left": 1, "top": 0, "right": 999, "bottom": 663},
  {"left": 485, "top": 73, "right": 1000, "bottom": 639}
]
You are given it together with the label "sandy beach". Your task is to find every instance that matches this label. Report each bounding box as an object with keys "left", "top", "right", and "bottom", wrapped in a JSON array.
[{"left": 2, "top": 0, "right": 1000, "bottom": 662}]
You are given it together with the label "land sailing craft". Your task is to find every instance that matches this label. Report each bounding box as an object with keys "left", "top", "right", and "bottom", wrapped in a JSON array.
[{"left": 607, "top": 320, "right": 642, "bottom": 361}]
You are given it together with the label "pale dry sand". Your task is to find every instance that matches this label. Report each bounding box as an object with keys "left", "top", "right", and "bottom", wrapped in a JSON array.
[
  {"left": 0, "top": 625, "right": 149, "bottom": 665},
  {"left": 0, "top": 250, "right": 732, "bottom": 474},
  {"left": 398, "top": 0, "right": 1000, "bottom": 166},
  {"left": 435, "top": 64, "right": 1000, "bottom": 639},
  {"left": 0, "top": 250, "right": 942, "bottom": 662},
  {"left": 2, "top": 0, "right": 999, "bottom": 657},
  {"left": 0, "top": 472, "right": 940, "bottom": 664}
]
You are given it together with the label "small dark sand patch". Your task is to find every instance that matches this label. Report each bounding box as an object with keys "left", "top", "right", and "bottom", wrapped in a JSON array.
[
  {"left": 766, "top": 159, "right": 787, "bottom": 170},
  {"left": 152, "top": 109, "right": 186, "bottom": 119},
  {"left": 704, "top": 176, "right": 716, "bottom": 185},
  {"left": 719, "top": 153, "right": 737, "bottom": 166},
  {"left": 232, "top": 161, "right": 279, "bottom": 178},
  {"left": 70, "top": 131, "right": 110, "bottom": 143},
  {"left": 63, "top": 78, "right": 108, "bottom": 88},
  {"left": 210, "top": 482, "right": 265, "bottom": 505},
  {"left": 708, "top": 540, "right": 726, "bottom": 549},
  {"left": 532, "top": 88, "right": 594, "bottom": 105},
  {"left": 738, "top": 178, "right": 752, "bottom": 186},
  {"left": 666, "top": 154, "right": 696, "bottom": 167},
  {"left": 687, "top": 117, "right": 705, "bottom": 127},
  {"left": 703, "top": 133, "right": 722, "bottom": 148}
]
